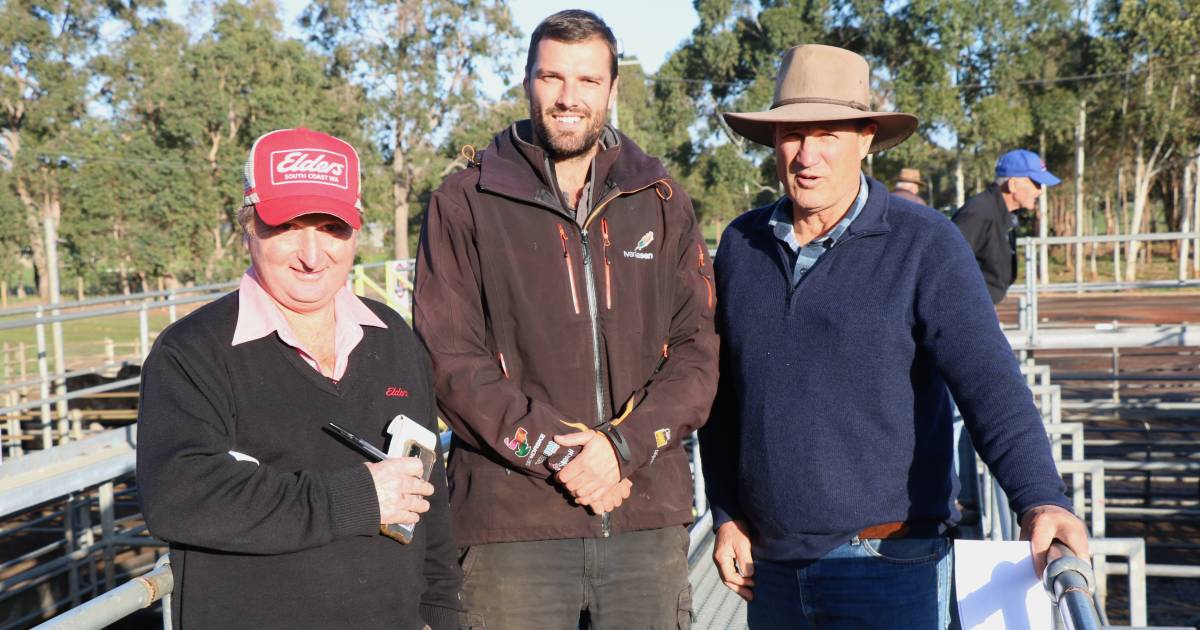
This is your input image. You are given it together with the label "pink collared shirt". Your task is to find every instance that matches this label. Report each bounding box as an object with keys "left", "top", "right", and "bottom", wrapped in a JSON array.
[{"left": 232, "top": 269, "right": 387, "bottom": 381}]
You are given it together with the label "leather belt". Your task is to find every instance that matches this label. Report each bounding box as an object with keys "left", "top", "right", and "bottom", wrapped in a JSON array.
[{"left": 858, "top": 521, "right": 910, "bottom": 540}]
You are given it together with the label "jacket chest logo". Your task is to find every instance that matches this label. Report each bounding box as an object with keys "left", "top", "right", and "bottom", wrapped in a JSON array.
[
  {"left": 624, "top": 231, "right": 655, "bottom": 260},
  {"left": 384, "top": 386, "right": 409, "bottom": 397}
]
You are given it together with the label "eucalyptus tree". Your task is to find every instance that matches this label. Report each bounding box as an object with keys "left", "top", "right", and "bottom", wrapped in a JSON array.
[
  {"left": 302, "top": 0, "right": 519, "bottom": 259},
  {"left": 0, "top": 0, "right": 144, "bottom": 298},
  {"left": 95, "top": 0, "right": 369, "bottom": 282},
  {"left": 1093, "top": 0, "right": 1200, "bottom": 280}
]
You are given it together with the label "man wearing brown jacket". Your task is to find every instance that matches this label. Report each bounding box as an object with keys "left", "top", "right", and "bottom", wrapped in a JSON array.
[{"left": 413, "top": 10, "right": 718, "bottom": 630}]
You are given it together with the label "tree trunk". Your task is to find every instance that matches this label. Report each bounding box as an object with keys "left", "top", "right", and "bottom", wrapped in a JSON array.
[
  {"left": 954, "top": 149, "right": 965, "bottom": 208},
  {"left": 15, "top": 176, "right": 49, "bottom": 299},
  {"left": 1193, "top": 145, "right": 1200, "bottom": 275},
  {"left": 1126, "top": 142, "right": 1150, "bottom": 281},
  {"left": 1181, "top": 162, "right": 1192, "bottom": 281},
  {"left": 1074, "top": 101, "right": 1086, "bottom": 285},
  {"left": 392, "top": 127, "right": 410, "bottom": 261}
]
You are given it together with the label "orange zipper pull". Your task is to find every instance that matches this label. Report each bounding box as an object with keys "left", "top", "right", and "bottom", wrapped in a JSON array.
[{"left": 601, "top": 218, "right": 612, "bottom": 309}]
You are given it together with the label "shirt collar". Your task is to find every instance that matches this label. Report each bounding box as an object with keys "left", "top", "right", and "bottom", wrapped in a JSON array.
[
  {"left": 232, "top": 268, "right": 386, "bottom": 347},
  {"left": 767, "top": 172, "right": 869, "bottom": 251}
]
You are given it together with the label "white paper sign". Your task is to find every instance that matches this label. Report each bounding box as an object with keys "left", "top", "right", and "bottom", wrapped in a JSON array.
[{"left": 955, "top": 540, "right": 1054, "bottom": 630}]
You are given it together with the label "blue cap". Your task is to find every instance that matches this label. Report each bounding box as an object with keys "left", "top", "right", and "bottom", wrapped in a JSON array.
[{"left": 995, "top": 149, "right": 1061, "bottom": 187}]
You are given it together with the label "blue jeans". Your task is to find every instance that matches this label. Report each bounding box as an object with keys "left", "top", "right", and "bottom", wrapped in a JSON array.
[{"left": 748, "top": 537, "right": 955, "bottom": 629}]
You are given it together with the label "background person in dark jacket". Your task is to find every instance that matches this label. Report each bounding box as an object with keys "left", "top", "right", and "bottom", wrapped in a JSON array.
[
  {"left": 701, "top": 45, "right": 1088, "bottom": 628},
  {"left": 413, "top": 10, "right": 717, "bottom": 630},
  {"left": 952, "top": 149, "right": 1062, "bottom": 304},
  {"left": 137, "top": 128, "right": 460, "bottom": 630}
]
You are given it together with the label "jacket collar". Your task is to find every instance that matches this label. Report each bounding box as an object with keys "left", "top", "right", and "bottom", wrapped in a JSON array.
[
  {"left": 478, "top": 120, "right": 670, "bottom": 207},
  {"left": 986, "top": 183, "right": 1010, "bottom": 219}
]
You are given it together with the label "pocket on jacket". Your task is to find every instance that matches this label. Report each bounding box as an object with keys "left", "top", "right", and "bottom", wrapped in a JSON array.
[{"left": 458, "top": 545, "right": 481, "bottom": 580}]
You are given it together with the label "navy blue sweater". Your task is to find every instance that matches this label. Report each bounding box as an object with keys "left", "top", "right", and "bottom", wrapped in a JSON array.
[{"left": 699, "top": 177, "right": 1069, "bottom": 564}]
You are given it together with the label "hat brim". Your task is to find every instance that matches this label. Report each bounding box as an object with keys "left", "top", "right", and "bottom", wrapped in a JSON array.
[
  {"left": 723, "top": 102, "right": 919, "bottom": 153},
  {"left": 255, "top": 195, "right": 363, "bottom": 229},
  {"left": 897, "top": 178, "right": 926, "bottom": 188},
  {"left": 1028, "top": 171, "right": 1062, "bottom": 187}
]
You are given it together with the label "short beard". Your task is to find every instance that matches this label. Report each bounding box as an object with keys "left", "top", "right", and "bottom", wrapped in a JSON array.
[{"left": 530, "top": 104, "right": 606, "bottom": 161}]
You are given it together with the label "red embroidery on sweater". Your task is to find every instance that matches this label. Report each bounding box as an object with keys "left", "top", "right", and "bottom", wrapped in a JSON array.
[{"left": 385, "top": 387, "right": 409, "bottom": 398}]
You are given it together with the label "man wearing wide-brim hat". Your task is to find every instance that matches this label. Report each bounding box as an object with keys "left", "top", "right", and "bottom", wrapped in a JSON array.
[
  {"left": 698, "top": 44, "right": 1089, "bottom": 627},
  {"left": 891, "top": 167, "right": 927, "bottom": 206}
]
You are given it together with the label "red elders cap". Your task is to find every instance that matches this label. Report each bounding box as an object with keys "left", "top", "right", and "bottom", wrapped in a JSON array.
[{"left": 243, "top": 128, "right": 362, "bottom": 229}]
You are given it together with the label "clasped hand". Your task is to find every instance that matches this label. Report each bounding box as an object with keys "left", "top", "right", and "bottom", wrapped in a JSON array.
[{"left": 553, "top": 430, "right": 631, "bottom": 514}]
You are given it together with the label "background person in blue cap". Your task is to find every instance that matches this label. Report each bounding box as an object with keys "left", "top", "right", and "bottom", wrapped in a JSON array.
[{"left": 952, "top": 149, "right": 1061, "bottom": 304}]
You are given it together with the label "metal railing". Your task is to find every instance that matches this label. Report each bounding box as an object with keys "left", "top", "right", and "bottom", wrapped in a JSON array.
[
  {"left": 1044, "top": 542, "right": 1104, "bottom": 630},
  {"left": 1, "top": 262, "right": 399, "bottom": 459},
  {"left": 31, "top": 556, "right": 173, "bottom": 630},
  {"left": 1019, "top": 231, "right": 1200, "bottom": 348}
]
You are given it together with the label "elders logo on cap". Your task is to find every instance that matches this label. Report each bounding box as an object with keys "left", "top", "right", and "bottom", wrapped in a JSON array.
[
  {"left": 244, "top": 128, "right": 363, "bottom": 229},
  {"left": 270, "top": 149, "right": 349, "bottom": 189}
]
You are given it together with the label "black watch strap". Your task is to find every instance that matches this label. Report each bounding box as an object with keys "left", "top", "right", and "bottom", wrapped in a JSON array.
[{"left": 595, "top": 421, "right": 633, "bottom": 463}]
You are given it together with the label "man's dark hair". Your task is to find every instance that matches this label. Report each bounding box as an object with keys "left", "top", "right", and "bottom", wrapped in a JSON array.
[{"left": 524, "top": 10, "right": 618, "bottom": 81}]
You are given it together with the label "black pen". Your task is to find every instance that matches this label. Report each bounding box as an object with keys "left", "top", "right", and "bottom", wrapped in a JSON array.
[{"left": 327, "top": 422, "right": 388, "bottom": 461}]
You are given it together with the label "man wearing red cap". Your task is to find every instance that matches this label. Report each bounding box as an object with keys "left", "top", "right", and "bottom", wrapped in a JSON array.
[{"left": 137, "top": 128, "right": 461, "bottom": 629}]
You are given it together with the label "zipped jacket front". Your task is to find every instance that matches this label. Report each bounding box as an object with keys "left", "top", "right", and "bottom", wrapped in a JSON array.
[{"left": 414, "top": 121, "right": 718, "bottom": 546}]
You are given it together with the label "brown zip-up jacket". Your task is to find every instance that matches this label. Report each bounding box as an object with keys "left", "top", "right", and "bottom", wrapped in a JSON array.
[{"left": 414, "top": 121, "right": 718, "bottom": 546}]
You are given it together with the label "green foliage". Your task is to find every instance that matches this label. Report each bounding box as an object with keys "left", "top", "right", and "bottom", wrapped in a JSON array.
[{"left": 3, "top": 0, "right": 1199, "bottom": 291}]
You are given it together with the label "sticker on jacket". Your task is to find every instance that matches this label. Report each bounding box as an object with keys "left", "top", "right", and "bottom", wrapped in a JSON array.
[
  {"left": 654, "top": 428, "right": 671, "bottom": 448},
  {"left": 524, "top": 432, "right": 547, "bottom": 467},
  {"left": 504, "top": 427, "right": 531, "bottom": 457},
  {"left": 624, "top": 231, "right": 655, "bottom": 260},
  {"left": 548, "top": 448, "right": 576, "bottom": 471},
  {"left": 530, "top": 438, "right": 560, "bottom": 467}
]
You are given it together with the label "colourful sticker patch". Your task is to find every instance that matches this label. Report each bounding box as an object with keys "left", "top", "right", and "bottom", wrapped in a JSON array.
[
  {"left": 654, "top": 428, "right": 671, "bottom": 448},
  {"left": 504, "top": 427, "right": 531, "bottom": 458}
]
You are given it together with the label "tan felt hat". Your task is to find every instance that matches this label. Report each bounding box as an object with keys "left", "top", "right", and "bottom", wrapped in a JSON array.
[
  {"left": 723, "top": 45, "right": 919, "bottom": 153},
  {"left": 896, "top": 168, "right": 925, "bottom": 187}
]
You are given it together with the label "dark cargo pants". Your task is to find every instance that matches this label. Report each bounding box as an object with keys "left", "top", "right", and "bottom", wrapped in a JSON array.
[{"left": 458, "top": 526, "right": 692, "bottom": 630}]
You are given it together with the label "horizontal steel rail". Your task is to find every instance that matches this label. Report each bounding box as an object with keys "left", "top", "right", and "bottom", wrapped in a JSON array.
[
  {"left": 0, "top": 294, "right": 220, "bottom": 332},
  {"left": 0, "top": 377, "right": 139, "bottom": 417},
  {"left": 0, "top": 282, "right": 237, "bottom": 318},
  {"left": 30, "top": 559, "right": 172, "bottom": 630},
  {"left": 1021, "top": 231, "right": 1200, "bottom": 247}
]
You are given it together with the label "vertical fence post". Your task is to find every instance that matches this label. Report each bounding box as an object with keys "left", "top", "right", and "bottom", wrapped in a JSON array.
[
  {"left": 52, "top": 309, "right": 68, "bottom": 441},
  {"left": 139, "top": 304, "right": 150, "bottom": 363},
  {"left": 167, "top": 288, "right": 178, "bottom": 323},
  {"left": 104, "top": 337, "right": 115, "bottom": 366},
  {"left": 691, "top": 436, "right": 707, "bottom": 517},
  {"left": 1111, "top": 347, "right": 1120, "bottom": 403},
  {"left": 1114, "top": 235, "right": 1122, "bottom": 283},
  {"left": 1024, "top": 239, "right": 1038, "bottom": 348},
  {"left": 65, "top": 493, "right": 81, "bottom": 607},
  {"left": 17, "top": 341, "right": 27, "bottom": 383},
  {"left": 100, "top": 481, "right": 116, "bottom": 592},
  {"left": 35, "top": 307, "right": 52, "bottom": 449}
]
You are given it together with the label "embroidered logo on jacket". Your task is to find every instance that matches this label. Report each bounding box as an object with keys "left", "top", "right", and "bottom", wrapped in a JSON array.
[
  {"left": 385, "top": 387, "right": 409, "bottom": 397},
  {"left": 624, "top": 231, "right": 655, "bottom": 260}
]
